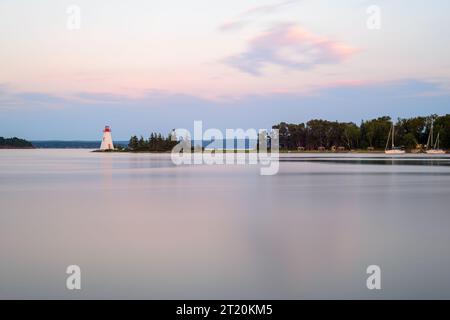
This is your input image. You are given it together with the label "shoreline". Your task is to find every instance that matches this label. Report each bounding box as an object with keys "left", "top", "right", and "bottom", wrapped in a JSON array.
[
  {"left": 91, "top": 149, "right": 447, "bottom": 154},
  {"left": 2, "top": 148, "right": 446, "bottom": 154}
]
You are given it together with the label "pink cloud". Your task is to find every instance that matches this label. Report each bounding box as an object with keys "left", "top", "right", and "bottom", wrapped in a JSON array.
[{"left": 223, "top": 24, "right": 358, "bottom": 76}]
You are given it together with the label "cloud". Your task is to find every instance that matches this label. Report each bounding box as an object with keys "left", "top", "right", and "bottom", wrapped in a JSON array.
[
  {"left": 219, "top": 0, "right": 301, "bottom": 32},
  {"left": 0, "top": 89, "right": 70, "bottom": 111},
  {"left": 1, "top": 79, "right": 449, "bottom": 139},
  {"left": 219, "top": 20, "right": 250, "bottom": 32},
  {"left": 241, "top": 0, "right": 301, "bottom": 16},
  {"left": 223, "top": 24, "right": 358, "bottom": 76}
]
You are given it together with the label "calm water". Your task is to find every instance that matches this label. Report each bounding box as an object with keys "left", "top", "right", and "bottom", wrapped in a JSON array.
[{"left": 1, "top": 149, "right": 450, "bottom": 299}]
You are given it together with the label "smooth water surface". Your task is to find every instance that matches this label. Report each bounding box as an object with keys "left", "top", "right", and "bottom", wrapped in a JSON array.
[{"left": 1, "top": 149, "right": 450, "bottom": 299}]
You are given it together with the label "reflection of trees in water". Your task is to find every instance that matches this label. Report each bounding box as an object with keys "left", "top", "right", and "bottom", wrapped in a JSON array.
[{"left": 280, "top": 157, "right": 450, "bottom": 167}]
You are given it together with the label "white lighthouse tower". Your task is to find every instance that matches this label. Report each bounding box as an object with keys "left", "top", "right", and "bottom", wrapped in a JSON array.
[{"left": 100, "top": 126, "right": 114, "bottom": 150}]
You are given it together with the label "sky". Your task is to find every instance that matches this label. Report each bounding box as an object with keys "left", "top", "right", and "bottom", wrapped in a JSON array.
[{"left": 0, "top": 0, "right": 450, "bottom": 139}]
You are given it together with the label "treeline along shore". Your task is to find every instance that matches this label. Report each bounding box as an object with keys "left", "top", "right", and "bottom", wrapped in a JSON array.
[
  {"left": 274, "top": 114, "right": 450, "bottom": 151},
  {"left": 124, "top": 114, "right": 450, "bottom": 153},
  {"left": 3, "top": 114, "right": 449, "bottom": 152},
  {"left": 126, "top": 133, "right": 178, "bottom": 152},
  {"left": 0, "top": 137, "right": 34, "bottom": 149}
]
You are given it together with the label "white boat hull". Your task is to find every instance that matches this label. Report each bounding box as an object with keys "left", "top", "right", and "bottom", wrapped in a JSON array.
[
  {"left": 385, "top": 150, "right": 405, "bottom": 154},
  {"left": 426, "top": 149, "right": 446, "bottom": 154}
]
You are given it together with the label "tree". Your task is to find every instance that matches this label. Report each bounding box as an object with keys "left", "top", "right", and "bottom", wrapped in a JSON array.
[
  {"left": 0, "top": 137, "right": 33, "bottom": 148},
  {"left": 129, "top": 114, "right": 450, "bottom": 153},
  {"left": 360, "top": 116, "right": 391, "bottom": 149},
  {"left": 128, "top": 135, "right": 139, "bottom": 150},
  {"left": 397, "top": 116, "right": 426, "bottom": 147},
  {"left": 128, "top": 131, "right": 180, "bottom": 152},
  {"left": 138, "top": 136, "right": 147, "bottom": 150},
  {"left": 435, "top": 114, "right": 450, "bottom": 149},
  {"left": 343, "top": 123, "right": 360, "bottom": 149},
  {"left": 402, "top": 133, "right": 417, "bottom": 150}
]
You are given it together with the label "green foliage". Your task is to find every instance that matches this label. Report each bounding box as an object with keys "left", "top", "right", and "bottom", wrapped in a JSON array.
[
  {"left": 402, "top": 133, "right": 417, "bottom": 149},
  {"left": 128, "top": 135, "right": 139, "bottom": 150},
  {"left": 360, "top": 116, "right": 391, "bottom": 149},
  {"left": 126, "top": 114, "right": 450, "bottom": 152},
  {"left": 128, "top": 131, "right": 178, "bottom": 152},
  {"left": 343, "top": 123, "right": 360, "bottom": 149},
  {"left": 0, "top": 137, "right": 33, "bottom": 148},
  {"left": 434, "top": 114, "right": 450, "bottom": 149},
  {"left": 273, "top": 120, "right": 361, "bottom": 150},
  {"left": 273, "top": 114, "right": 450, "bottom": 150}
]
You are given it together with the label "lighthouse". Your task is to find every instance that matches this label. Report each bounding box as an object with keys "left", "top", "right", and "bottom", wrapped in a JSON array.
[{"left": 100, "top": 126, "right": 114, "bottom": 150}]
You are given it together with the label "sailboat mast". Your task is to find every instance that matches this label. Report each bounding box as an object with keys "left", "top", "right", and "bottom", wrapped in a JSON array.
[
  {"left": 385, "top": 125, "right": 391, "bottom": 151},
  {"left": 392, "top": 123, "right": 395, "bottom": 148},
  {"left": 430, "top": 122, "right": 434, "bottom": 148}
]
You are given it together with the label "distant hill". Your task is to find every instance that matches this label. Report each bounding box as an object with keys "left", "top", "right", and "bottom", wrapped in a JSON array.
[
  {"left": 0, "top": 137, "right": 34, "bottom": 149},
  {"left": 31, "top": 141, "right": 129, "bottom": 149}
]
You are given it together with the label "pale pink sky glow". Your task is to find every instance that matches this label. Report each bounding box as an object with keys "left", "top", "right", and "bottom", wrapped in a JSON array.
[
  {"left": 1, "top": 0, "right": 448, "bottom": 101},
  {"left": 0, "top": 0, "right": 450, "bottom": 140}
]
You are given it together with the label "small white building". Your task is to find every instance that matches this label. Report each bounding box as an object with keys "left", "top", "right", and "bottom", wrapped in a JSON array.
[{"left": 100, "top": 126, "right": 114, "bottom": 150}]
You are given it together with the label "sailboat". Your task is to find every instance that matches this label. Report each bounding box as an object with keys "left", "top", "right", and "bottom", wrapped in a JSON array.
[
  {"left": 426, "top": 121, "right": 445, "bottom": 154},
  {"left": 385, "top": 122, "right": 405, "bottom": 154}
]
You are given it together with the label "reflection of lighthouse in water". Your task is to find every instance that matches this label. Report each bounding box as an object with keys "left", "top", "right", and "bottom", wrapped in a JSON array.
[{"left": 100, "top": 126, "right": 114, "bottom": 150}]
